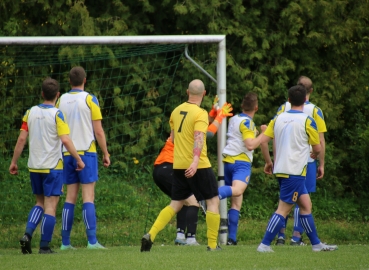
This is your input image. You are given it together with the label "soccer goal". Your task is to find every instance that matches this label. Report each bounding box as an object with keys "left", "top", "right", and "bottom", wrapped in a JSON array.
[{"left": 0, "top": 36, "right": 228, "bottom": 247}]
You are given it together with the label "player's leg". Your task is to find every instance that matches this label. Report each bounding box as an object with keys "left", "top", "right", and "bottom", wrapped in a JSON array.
[
  {"left": 218, "top": 161, "right": 249, "bottom": 200},
  {"left": 141, "top": 169, "right": 189, "bottom": 252},
  {"left": 61, "top": 183, "right": 79, "bottom": 249},
  {"left": 183, "top": 195, "right": 200, "bottom": 245},
  {"left": 39, "top": 170, "right": 63, "bottom": 254},
  {"left": 258, "top": 177, "right": 299, "bottom": 252},
  {"left": 297, "top": 194, "right": 337, "bottom": 251},
  {"left": 257, "top": 199, "right": 293, "bottom": 252},
  {"left": 39, "top": 196, "right": 59, "bottom": 254},
  {"left": 153, "top": 163, "right": 187, "bottom": 244},
  {"left": 227, "top": 195, "right": 243, "bottom": 245},
  {"left": 61, "top": 154, "right": 79, "bottom": 249},
  {"left": 194, "top": 168, "right": 220, "bottom": 250},
  {"left": 291, "top": 161, "right": 317, "bottom": 245},
  {"left": 20, "top": 173, "right": 45, "bottom": 254}
]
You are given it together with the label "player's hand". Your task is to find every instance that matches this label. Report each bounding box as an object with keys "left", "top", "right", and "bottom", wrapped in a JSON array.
[
  {"left": 215, "top": 102, "right": 233, "bottom": 123},
  {"left": 76, "top": 160, "right": 85, "bottom": 171},
  {"left": 261, "top": 125, "right": 268, "bottom": 133},
  {"left": 317, "top": 164, "right": 324, "bottom": 179},
  {"left": 264, "top": 162, "right": 273, "bottom": 175},
  {"left": 103, "top": 154, "right": 111, "bottom": 168},
  {"left": 310, "top": 152, "right": 318, "bottom": 160},
  {"left": 9, "top": 163, "right": 18, "bottom": 175},
  {"left": 185, "top": 163, "right": 198, "bottom": 178},
  {"left": 208, "top": 95, "right": 219, "bottom": 118}
]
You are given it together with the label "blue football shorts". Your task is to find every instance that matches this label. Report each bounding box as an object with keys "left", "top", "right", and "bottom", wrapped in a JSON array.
[
  {"left": 305, "top": 160, "right": 317, "bottom": 193},
  {"left": 278, "top": 175, "right": 308, "bottom": 204},
  {"left": 30, "top": 170, "right": 63, "bottom": 196},
  {"left": 224, "top": 160, "right": 251, "bottom": 186},
  {"left": 63, "top": 152, "right": 98, "bottom": 185}
]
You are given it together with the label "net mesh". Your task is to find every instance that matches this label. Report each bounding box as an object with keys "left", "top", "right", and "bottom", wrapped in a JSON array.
[{"left": 0, "top": 42, "right": 218, "bottom": 247}]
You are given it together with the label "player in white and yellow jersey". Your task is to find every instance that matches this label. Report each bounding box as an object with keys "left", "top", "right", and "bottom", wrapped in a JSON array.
[
  {"left": 275, "top": 76, "right": 327, "bottom": 246},
  {"left": 141, "top": 79, "right": 227, "bottom": 252},
  {"left": 219, "top": 92, "right": 264, "bottom": 245},
  {"left": 9, "top": 78, "right": 84, "bottom": 254},
  {"left": 57, "top": 66, "right": 110, "bottom": 250},
  {"left": 257, "top": 84, "right": 337, "bottom": 252}
]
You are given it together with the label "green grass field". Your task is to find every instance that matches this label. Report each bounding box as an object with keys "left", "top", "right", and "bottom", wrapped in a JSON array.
[{"left": 1, "top": 244, "right": 369, "bottom": 270}]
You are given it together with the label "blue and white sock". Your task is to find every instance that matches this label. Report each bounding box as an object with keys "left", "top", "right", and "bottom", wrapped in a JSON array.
[
  {"left": 25, "top": 205, "right": 43, "bottom": 237},
  {"left": 261, "top": 213, "right": 285, "bottom": 246},
  {"left": 299, "top": 213, "right": 320, "bottom": 245},
  {"left": 40, "top": 214, "right": 56, "bottom": 248},
  {"left": 83, "top": 202, "right": 97, "bottom": 244},
  {"left": 292, "top": 205, "right": 304, "bottom": 241},
  {"left": 228, "top": 208, "right": 240, "bottom": 242},
  {"left": 61, "top": 202, "right": 75, "bottom": 245},
  {"left": 218, "top": 186, "right": 232, "bottom": 200}
]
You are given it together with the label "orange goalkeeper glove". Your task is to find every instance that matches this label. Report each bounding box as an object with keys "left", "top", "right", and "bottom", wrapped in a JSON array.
[
  {"left": 215, "top": 102, "right": 233, "bottom": 124},
  {"left": 208, "top": 95, "right": 219, "bottom": 118}
]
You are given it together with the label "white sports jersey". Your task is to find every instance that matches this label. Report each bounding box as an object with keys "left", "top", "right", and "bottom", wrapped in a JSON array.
[
  {"left": 222, "top": 114, "right": 255, "bottom": 162},
  {"left": 265, "top": 111, "right": 320, "bottom": 176},
  {"left": 58, "top": 91, "right": 95, "bottom": 152},
  {"left": 26, "top": 105, "right": 64, "bottom": 169},
  {"left": 278, "top": 101, "right": 326, "bottom": 162}
]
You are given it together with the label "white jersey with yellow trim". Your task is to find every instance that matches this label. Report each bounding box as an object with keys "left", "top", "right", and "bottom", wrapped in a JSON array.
[
  {"left": 222, "top": 113, "right": 256, "bottom": 163},
  {"left": 25, "top": 104, "right": 68, "bottom": 170},
  {"left": 57, "top": 89, "right": 102, "bottom": 153},
  {"left": 264, "top": 110, "right": 320, "bottom": 176}
]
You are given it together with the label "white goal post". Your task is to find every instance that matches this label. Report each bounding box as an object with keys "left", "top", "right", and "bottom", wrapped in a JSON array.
[{"left": 0, "top": 35, "right": 229, "bottom": 244}]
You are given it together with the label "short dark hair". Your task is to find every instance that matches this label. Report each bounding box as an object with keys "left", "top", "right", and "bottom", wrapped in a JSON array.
[
  {"left": 42, "top": 77, "right": 59, "bottom": 101},
  {"left": 69, "top": 66, "right": 86, "bottom": 86},
  {"left": 288, "top": 84, "right": 306, "bottom": 106},
  {"left": 241, "top": 92, "right": 258, "bottom": 112}
]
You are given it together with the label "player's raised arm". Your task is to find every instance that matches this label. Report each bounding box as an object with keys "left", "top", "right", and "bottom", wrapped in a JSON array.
[{"left": 207, "top": 102, "right": 233, "bottom": 138}]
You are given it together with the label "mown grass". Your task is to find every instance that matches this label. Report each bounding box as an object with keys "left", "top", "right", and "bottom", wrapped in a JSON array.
[{"left": 1, "top": 244, "right": 369, "bottom": 270}]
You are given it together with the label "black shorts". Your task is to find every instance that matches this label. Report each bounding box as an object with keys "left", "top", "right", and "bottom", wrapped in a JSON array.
[
  {"left": 172, "top": 168, "right": 219, "bottom": 201},
  {"left": 152, "top": 162, "right": 173, "bottom": 198}
]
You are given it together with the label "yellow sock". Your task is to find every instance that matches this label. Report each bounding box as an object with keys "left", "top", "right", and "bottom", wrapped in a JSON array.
[
  {"left": 206, "top": 210, "right": 220, "bottom": 249},
  {"left": 149, "top": 205, "right": 176, "bottom": 242}
]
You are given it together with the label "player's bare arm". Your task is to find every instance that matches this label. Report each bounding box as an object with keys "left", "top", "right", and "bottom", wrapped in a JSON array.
[
  {"left": 260, "top": 132, "right": 273, "bottom": 175},
  {"left": 317, "top": 132, "right": 325, "bottom": 179},
  {"left": 9, "top": 130, "right": 28, "bottom": 175},
  {"left": 92, "top": 120, "right": 110, "bottom": 167},
  {"left": 59, "top": 134, "right": 85, "bottom": 171},
  {"left": 185, "top": 131, "right": 204, "bottom": 178}
]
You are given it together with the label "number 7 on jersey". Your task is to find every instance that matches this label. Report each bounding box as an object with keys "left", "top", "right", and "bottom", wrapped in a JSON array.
[{"left": 178, "top": 111, "right": 188, "bottom": 132}]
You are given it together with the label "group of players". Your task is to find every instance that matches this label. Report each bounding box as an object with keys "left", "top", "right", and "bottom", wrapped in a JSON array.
[
  {"left": 10, "top": 67, "right": 110, "bottom": 254},
  {"left": 141, "top": 76, "right": 338, "bottom": 252},
  {"left": 9, "top": 69, "right": 337, "bottom": 254}
]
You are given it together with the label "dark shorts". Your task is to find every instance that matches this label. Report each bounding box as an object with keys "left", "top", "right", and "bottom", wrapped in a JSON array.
[
  {"left": 30, "top": 170, "right": 63, "bottom": 196},
  {"left": 172, "top": 168, "right": 218, "bottom": 201},
  {"left": 63, "top": 152, "right": 98, "bottom": 185},
  {"left": 306, "top": 161, "right": 317, "bottom": 193},
  {"left": 153, "top": 163, "right": 173, "bottom": 198}
]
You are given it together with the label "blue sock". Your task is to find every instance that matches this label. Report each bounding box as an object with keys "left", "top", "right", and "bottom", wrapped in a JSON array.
[
  {"left": 261, "top": 213, "right": 285, "bottom": 246},
  {"left": 83, "top": 202, "right": 97, "bottom": 244},
  {"left": 277, "top": 215, "right": 288, "bottom": 239},
  {"left": 299, "top": 213, "right": 320, "bottom": 245},
  {"left": 61, "top": 202, "right": 75, "bottom": 245},
  {"left": 228, "top": 209, "right": 240, "bottom": 241},
  {"left": 25, "top": 206, "right": 43, "bottom": 237},
  {"left": 218, "top": 186, "right": 232, "bottom": 200},
  {"left": 40, "top": 214, "right": 56, "bottom": 248},
  {"left": 292, "top": 205, "right": 304, "bottom": 241}
]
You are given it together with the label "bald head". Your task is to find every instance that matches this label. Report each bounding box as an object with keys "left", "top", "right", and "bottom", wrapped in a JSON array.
[
  {"left": 188, "top": 79, "right": 205, "bottom": 96},
  {"left": 297, "top": 76, "right": 313, "bottom": 94}
]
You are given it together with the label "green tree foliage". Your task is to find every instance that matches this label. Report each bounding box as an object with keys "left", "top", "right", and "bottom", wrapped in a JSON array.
[{"left": 1, "top": 0, "right": 369, "bottom": 218}]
